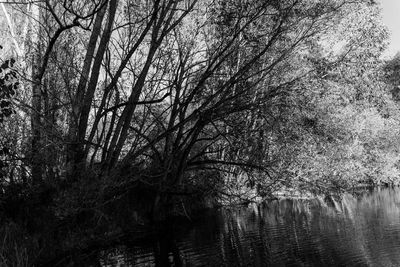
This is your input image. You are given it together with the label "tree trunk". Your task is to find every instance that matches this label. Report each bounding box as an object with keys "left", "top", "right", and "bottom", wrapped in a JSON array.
[
  {"left": 31, "top": 3, "right": 43, "bottom": 184},
  {"left": 66, "top": 3, "right": 107, "bottom": 181}
]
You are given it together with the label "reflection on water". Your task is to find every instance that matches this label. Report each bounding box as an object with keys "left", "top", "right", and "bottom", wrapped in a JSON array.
[{"left": 98, "top": 187, "right": 400, "bottom": 266}]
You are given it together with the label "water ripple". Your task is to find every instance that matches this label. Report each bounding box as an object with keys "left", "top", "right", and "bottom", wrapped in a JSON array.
[{"left": 98, "top": 188, "right": 400, "bottom": 266}]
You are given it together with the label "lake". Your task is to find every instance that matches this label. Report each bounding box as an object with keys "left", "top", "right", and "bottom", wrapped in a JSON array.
[{"left": 95, "top": 187, "right": 400, "bottom": 266}]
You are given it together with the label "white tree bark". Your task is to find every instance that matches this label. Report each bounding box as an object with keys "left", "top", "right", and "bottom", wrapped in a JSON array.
[{"left": 1, "top": 3, "right": 22, "bottom": 58}]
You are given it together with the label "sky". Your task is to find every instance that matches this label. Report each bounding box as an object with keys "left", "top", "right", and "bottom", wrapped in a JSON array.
[{"left": 379, "top": 0, "right": 400, "bottom": 57}]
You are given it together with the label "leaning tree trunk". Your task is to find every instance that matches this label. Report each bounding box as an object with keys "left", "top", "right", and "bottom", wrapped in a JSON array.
[
  {"left": 30, "top": 3, "right": 43, "bottom": 184},
  {"left": 66, "top": 3, "right": 107, "bottom": 181}
]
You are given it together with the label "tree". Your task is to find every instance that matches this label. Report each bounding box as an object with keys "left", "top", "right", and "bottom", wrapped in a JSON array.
[{"left": 0, "top": 0, "right": 394, "bottom": 207}]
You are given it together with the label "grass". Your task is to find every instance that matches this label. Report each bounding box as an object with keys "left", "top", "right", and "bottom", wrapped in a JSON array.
[{"left": 0, "top": 222, "right": 30, "bottom": 267}]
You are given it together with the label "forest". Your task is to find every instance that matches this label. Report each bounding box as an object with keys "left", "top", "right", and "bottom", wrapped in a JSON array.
[{"left": 1, "top": 0, "right": 400, "bottom": 265}]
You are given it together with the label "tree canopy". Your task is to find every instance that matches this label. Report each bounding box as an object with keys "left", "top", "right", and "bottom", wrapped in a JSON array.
[{"left": 0, "top": 0, "right": 397, "bottom": 200}]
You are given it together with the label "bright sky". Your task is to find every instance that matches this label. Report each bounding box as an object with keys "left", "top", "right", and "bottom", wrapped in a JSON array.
[{"left": 379, "top": 0, "right": 400, "bottom": 57}]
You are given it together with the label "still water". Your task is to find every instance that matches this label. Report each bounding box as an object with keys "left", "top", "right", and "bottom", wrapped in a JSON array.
[{"left": 98, "top": 187, "right": 400, "bottom": 266}]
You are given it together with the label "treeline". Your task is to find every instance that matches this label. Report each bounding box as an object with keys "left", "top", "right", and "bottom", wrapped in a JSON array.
[{"left": 0, "top": 0, "right": 398, "bottom": 216}]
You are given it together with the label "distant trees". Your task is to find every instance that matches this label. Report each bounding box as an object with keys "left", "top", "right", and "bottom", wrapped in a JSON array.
[{"left": 279, "top": 2, "right": 400, "bottom": 193}]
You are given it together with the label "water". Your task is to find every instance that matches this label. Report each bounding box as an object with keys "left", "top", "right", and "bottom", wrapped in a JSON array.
[{"left": 96, "top": 187, "right": 400, "bottom": 266}]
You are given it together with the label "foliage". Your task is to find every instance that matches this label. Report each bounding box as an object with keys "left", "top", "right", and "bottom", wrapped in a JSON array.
[
  {"left": 0, "top": 45, "right": 18, "bottom": 181},
  {"left": 0, "top": 0, "right": 395, "bottom": 195}
]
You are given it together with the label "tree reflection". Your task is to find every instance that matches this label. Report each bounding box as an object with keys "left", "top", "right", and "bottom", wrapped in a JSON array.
[{"left": 97, "top": 188, "right": 400, "bottom": 266}]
